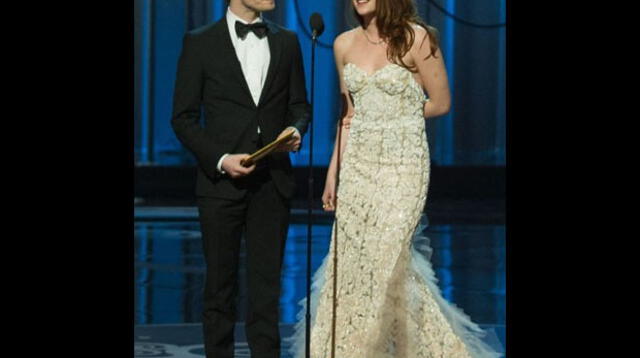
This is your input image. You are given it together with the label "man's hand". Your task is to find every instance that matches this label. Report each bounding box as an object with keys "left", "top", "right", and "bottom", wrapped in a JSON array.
[
  {"left": 221, "top": 154, "right": 256, "bottom": 178},
  {"left": 275, "top": 127, "right": 301, "bottom": 152}
]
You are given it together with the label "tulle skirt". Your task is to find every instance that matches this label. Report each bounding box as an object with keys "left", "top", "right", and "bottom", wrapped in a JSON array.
[{"left": 285, "top": 215, "right": 504, "bottom": 358}]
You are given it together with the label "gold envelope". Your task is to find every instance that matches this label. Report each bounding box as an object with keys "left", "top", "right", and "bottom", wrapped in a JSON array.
[{"left": 240, "top": 128, "right": 296, "bottom": 167}]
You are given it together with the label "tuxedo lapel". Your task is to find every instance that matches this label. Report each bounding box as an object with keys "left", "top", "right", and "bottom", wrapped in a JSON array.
[
  {"left": 216, "top": 17, "right": 255, "bottom": 108},
  {"left": 258, "top": 20, "right": 283, "bottom": 107}
]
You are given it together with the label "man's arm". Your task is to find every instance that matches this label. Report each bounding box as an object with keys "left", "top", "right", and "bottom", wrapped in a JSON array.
[
  {"left": 171, "top": 33, "right": 225, "bottom": 179},
  {"left": 285, "top": 33, "right": 311, "bottom": 137}
]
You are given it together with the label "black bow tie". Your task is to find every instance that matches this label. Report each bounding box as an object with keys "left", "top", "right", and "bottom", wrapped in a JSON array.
[{"left": 235, "top": 21, "right": 268, "bottom": 40}]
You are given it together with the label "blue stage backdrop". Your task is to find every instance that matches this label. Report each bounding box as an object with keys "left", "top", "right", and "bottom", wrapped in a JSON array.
[{"left": 134, "top": 0, "right": 506, "bottom": 167}]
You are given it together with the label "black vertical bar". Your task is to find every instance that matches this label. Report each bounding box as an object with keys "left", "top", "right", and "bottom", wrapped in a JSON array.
[
  {"left": 186, "top": 0, "right": 192, "bottom": 30},
  {"left": 134, "top": 0, "right": 142, "bottom": 163},
  {"left": 305, "top": 35, "right": 316, "bottom": 358},
  {"left": 147, "top": 0, "right": 156, "bottom": 164}
]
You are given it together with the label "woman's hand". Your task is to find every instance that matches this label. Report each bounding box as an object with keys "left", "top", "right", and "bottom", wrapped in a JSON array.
[
  {"left": 322, "top": 174, "right": 337, "bottom": 211},
  {"left": 341, "top": 113, "right": 354, "bottom": 129}
]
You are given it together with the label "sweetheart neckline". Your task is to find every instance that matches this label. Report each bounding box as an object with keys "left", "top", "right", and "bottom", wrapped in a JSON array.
[
  {"left": 344, "top": 62, "right": 403, "bottom": 77},
  {"left": 344, "top": 62, "right": 425, "bottom": 96}
]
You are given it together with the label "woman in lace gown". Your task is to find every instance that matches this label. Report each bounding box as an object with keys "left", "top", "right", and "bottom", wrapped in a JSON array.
[{"left": 288, "top": 1, "right": 503, "bottom": 357}]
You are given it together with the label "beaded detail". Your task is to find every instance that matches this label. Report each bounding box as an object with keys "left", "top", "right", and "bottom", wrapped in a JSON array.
[{"left": 287, "top": 63, "right": 502, "bottom": 358}]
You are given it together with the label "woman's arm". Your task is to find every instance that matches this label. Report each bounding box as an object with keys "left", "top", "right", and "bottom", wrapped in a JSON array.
[
  {"left": 327, "top": 32, "right": 355, "bottom": 180},
  {"left": 410, "top": 26, "right": 451, "bottom": 119},
  {"left": 323, "top": 31, "right": 355, "bottom": 210}
]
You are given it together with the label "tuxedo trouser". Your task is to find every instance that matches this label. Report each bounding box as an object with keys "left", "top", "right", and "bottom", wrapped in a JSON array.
[{"left": 197, "top": 169, "right": 290, "bottom": 358}]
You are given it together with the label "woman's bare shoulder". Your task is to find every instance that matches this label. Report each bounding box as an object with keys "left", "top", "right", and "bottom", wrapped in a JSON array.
[
  {"left": 410, "top": 23, "right": 428, "bottom": 40},
  {"left": 409, "top": 22, "right": 439, "bottom": 54},
  {"left": 334, "top": 28, "right": 359, "bottom": 52}
]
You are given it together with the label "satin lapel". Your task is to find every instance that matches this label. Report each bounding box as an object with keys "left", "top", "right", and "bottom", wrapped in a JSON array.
[
  {"left": 258, "top": 21, "right": 283, "bottom": 107},
  {"left": 217, "top": 17, "right": 255, "bottom": 107}
]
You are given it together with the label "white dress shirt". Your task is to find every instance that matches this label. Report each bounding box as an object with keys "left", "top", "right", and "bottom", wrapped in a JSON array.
[
  {"left": 226, "top": 7, "right": 271, "bottom": 106},
  {"left": 217, "top": 7, "right": 299, "bottom": 174}
]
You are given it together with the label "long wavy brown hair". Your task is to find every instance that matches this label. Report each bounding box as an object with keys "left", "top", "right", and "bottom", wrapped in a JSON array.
[{"left": 352, "top": 0, "right": 440, "bottom": 72}]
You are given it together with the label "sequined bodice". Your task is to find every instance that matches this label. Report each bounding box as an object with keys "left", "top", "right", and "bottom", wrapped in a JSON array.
[
  {"left": 342, "top": 63, "right": 428, "bottom": 167},
  {"left": 288, "top": 62, "right": 501, "bottom": 358},
  {"left": 344, "top": 62, "right": 426, "bottom": 104}
]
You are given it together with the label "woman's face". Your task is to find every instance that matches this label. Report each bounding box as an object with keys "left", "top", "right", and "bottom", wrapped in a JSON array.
[{"left": 352, "top": 0, "right": 376, "bottom": 17}]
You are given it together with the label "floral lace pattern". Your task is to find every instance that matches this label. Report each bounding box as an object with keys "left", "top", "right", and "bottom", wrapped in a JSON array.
[{"left": 287, "top": 63, "right": 502, "bottom": 358}]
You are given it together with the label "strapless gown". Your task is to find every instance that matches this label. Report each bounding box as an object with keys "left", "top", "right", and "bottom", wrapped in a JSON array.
[{"left": 287, "top": 63, "right": 503, "bottom": 358}]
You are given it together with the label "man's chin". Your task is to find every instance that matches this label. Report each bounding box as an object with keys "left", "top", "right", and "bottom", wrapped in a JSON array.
[
  {"left": 256, "top": 5, "right": 275, "bottom": 12},
  {"left": 248, "top": 0, "right": 276, "bottom": 12},
  {"left": 255, "top": 0, "right": 276, "bottom": 12}
]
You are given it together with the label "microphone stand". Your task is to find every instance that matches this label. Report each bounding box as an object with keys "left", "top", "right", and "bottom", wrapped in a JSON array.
[
  {"left": 329, "top": 108, "right": 344, "bottom": 358},
  {"left": 305, "top": 28, "right": 319, "bottom": 358}
]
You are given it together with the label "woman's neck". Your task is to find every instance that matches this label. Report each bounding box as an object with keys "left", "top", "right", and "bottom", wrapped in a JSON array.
[{"left": 361, "top": 15, "right": 380, "bottom": 39}]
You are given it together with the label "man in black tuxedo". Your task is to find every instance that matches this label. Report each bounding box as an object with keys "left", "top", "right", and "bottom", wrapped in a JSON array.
[{"left": 171, "top": 0, "right": 310, "bottom": 357}]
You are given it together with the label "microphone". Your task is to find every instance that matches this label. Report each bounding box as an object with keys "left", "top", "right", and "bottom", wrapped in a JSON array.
[
  {"left": 310, "top": 12, "right": 325, "bottom": 40},
  {"left": 305, "top": 10, "right": 325, "bottom": 358}
]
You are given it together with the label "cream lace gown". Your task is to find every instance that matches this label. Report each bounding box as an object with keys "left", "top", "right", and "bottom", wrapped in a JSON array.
[{"left": 287, "top": 63, "right": 502, "bottom": 358}]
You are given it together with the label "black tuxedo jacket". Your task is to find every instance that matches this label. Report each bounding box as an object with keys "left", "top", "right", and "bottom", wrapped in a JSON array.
[{"left": 171, "top": 17, "right": 310, "bottom": 200}]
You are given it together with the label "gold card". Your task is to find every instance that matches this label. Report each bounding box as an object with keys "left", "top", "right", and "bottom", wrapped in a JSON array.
[{"left": 240, "top": 128, "right": 296, "bottom": 167}]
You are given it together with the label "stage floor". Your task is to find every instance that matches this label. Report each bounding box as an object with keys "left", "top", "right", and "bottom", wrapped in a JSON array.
[
  {"left": 134, "top": 208, "right": 506, "bottom": 357},
  {"left": 134, "top": 322, "right": 505, "bottom": 358}
]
